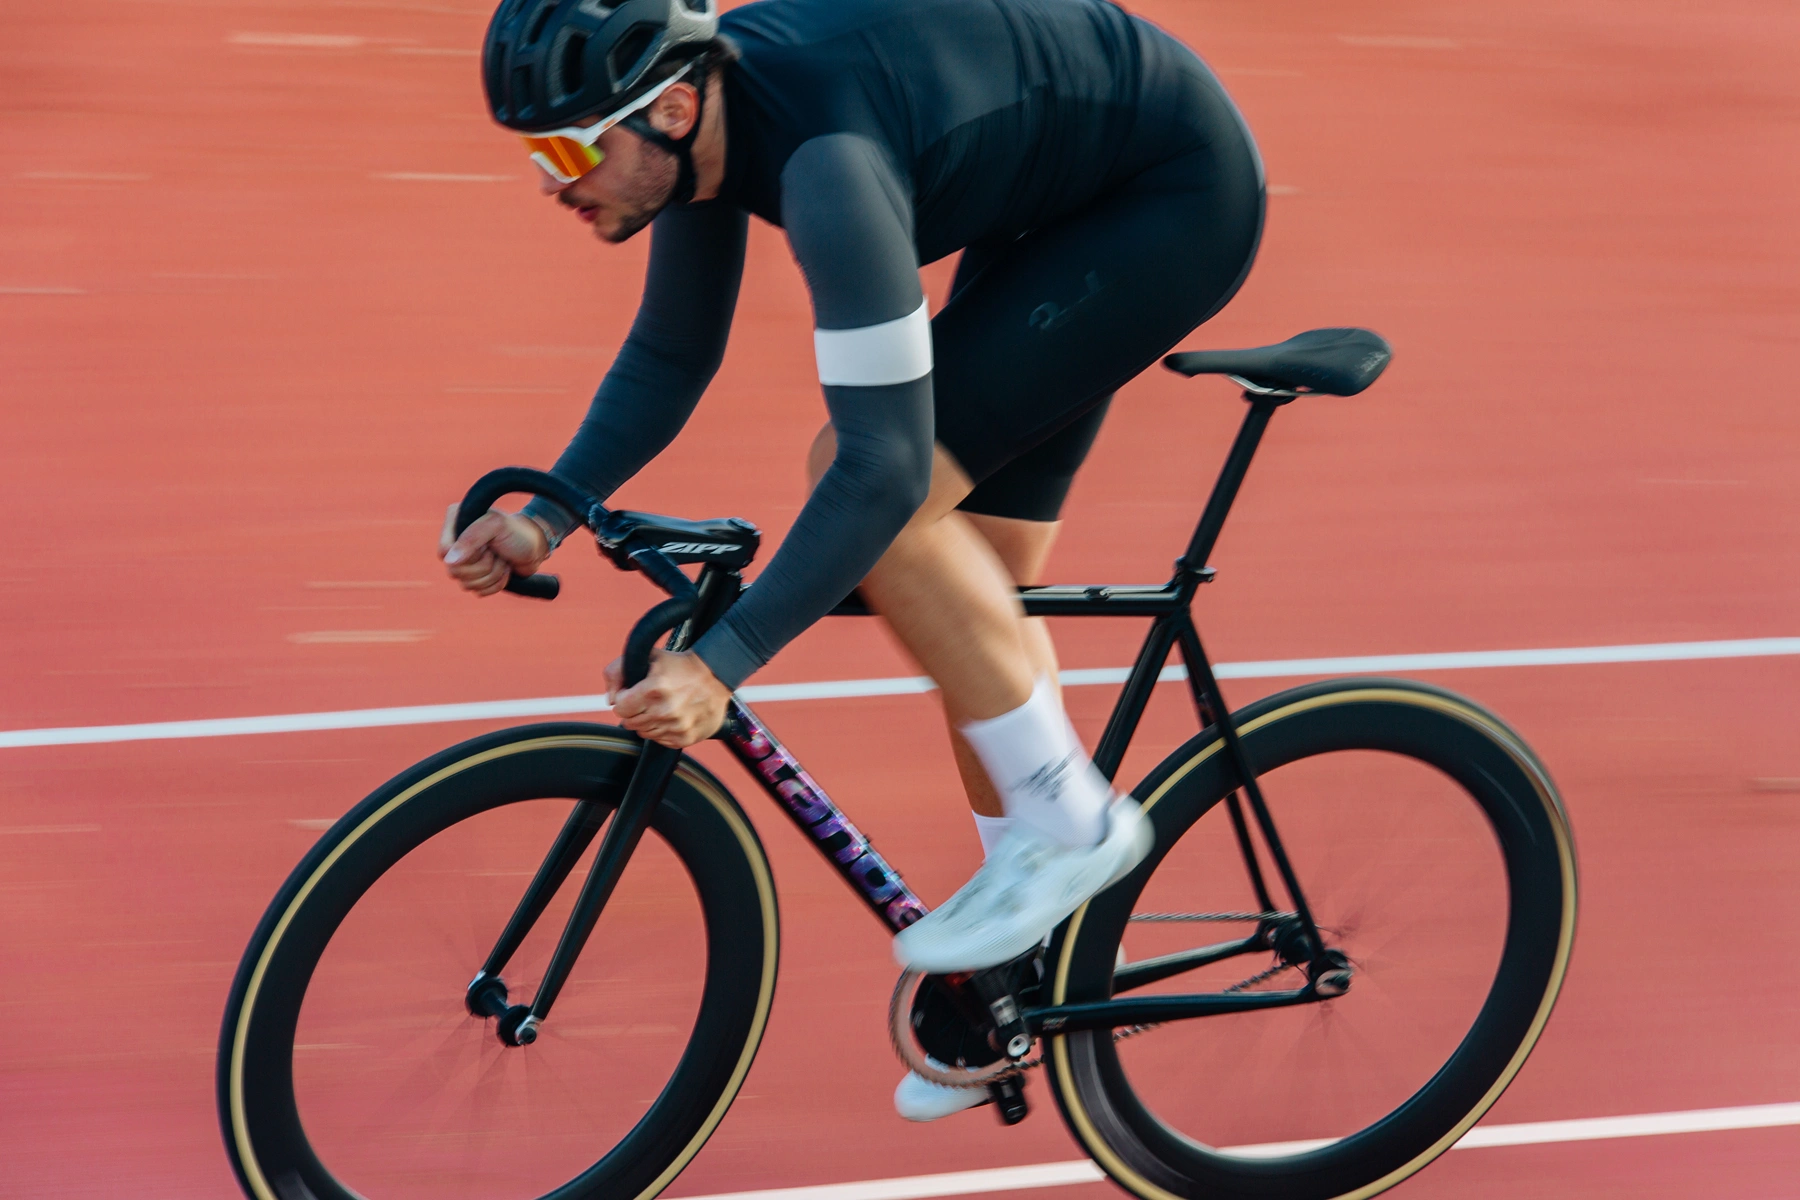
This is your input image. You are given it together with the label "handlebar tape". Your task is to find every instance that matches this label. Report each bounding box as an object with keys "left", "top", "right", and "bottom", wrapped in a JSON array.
[
  {"left": 622, "top": 598, "right": 698, "bottom": 688},
  {"left": 504, "top": 572, "right": 561, "bottom": 600},
  {"left": 455, "top": 467, "right": 602, "bottom": 603}
]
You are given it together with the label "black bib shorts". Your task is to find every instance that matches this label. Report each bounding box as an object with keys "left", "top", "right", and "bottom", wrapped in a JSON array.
[{"left": 939, "top": 36, "right": 1264, "bottom": 521}]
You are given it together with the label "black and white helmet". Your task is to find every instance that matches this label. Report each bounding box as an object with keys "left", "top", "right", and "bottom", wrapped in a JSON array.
[{"left": 483, "top": 0, "right": 719, "bottom": 132}]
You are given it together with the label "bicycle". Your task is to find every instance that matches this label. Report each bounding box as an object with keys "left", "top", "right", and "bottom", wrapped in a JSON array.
[{"left": 217, "top": 327, "right": 1577, "bottom": 1200}]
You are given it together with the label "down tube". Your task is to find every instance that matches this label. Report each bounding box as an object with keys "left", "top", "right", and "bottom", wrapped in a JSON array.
[{"left": 719, "top": 699, "right": 929, "bottom": 933}]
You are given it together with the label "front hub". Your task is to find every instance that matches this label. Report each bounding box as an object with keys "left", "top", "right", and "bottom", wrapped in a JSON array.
[{"left": 466, "top": 971, "right": 509, "bottom": 1019}]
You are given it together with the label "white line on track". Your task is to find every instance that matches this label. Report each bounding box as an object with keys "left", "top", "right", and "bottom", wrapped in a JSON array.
[
  {"left": 229, "top": 32, "right": 368, "bottom": 47},
  {"left": 673, "top": 1101, "right": 1800, "bottom": 1200},
  {"left": 374, "top": 172, "right": 518, "bottom": 182},
  {"left": 18, "top": 172, "right": 152, "bottom": 182},
  {"left": 2, "top": 636, "right": 1796, "bottom": 751}
]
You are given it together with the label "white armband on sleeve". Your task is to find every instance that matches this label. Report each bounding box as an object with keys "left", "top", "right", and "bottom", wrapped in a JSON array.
[{"left": 812, "top": 299, "right": 932, "bottom": 387}]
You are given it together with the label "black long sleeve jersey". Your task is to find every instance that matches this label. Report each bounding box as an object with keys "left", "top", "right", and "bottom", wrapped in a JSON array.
[{"left": 530, "top": 0, "right": 1219, "bottom": 688}]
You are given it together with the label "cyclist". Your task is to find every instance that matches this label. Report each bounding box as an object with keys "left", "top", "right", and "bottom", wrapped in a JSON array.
[{"left": 442, "top": 0, "right": 1264, "bottom": 1119}]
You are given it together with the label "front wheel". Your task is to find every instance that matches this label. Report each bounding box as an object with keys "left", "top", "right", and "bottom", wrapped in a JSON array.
[
  {"left": 1045, "top": 678, "right": 1576, "bottom": 1200},
  {"left": 218, "top": 723, "right": 780, "bottom": 1200}
]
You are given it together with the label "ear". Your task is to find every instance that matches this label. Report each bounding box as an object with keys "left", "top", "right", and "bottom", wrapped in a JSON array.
[{"left": 648, "top": 80, "right": 701, "bottom": 140}]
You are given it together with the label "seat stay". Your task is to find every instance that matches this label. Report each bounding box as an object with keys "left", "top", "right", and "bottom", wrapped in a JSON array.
[
  {"left": 1178, "top": 627, "right": 1325, "bottom": 960},
  {"left": 1176, "top": 620, "right": 1279, "bottom": 915}
]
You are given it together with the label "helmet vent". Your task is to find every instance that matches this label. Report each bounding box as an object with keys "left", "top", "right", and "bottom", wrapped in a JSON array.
[
  {"left": 608, "top": 24, "right": 657, "bottom": 87},
  {"left": 551, "top": 30, "right": 587, "bottom": 100},
  {"left": 511, "top": 65, "right": 537, "bottom": 122},
  {"left": 525, "top": 1, "right": 558, "bottom": 46}
]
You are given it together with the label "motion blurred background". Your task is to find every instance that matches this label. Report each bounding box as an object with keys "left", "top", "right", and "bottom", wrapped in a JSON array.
[{"left": 3, "top": 0, "right": 1796, "bottom": 1196}]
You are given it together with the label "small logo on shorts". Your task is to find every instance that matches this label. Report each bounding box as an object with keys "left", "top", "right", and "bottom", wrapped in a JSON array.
[{"left": 1029, "top": 271, "right": 1106, "bottom": 334}]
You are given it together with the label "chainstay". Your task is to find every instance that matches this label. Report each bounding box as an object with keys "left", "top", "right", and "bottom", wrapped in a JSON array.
[
  {"left": 1129, "top": 910, "right": 1294, "bottom": 923},
  {"left": 1006, "top": 957, "right": 1302, "bottom": 1075},
  {"left": 896, "top": 922, "right": 1307, "bottom": 1083}
]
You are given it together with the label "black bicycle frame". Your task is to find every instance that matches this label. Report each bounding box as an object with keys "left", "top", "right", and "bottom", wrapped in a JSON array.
[{"left": 470, "top": 394, "right": 1334, "bottom": 1039}]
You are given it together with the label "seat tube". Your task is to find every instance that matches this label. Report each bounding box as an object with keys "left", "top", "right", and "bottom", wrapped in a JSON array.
[{"left": 1180, "top": 399, "right": 1281, "bottom": 572}]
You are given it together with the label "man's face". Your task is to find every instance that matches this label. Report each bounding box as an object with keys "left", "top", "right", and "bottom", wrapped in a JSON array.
[{"left": 537, "top": 120, "right": 677, "bottom": 243}]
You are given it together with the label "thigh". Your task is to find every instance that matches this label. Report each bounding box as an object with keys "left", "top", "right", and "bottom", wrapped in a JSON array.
[
  {"left": 931, "top": 138, "right": 1264, "bottom": 489},
  {"left": 957, "top": 397, "right": 1111, "bottom": 521},
  {"left": 962, "top": 510, "right": 1061, "bottom": 585}
]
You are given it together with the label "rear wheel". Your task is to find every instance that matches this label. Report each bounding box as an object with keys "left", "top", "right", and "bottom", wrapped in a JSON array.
[
  {"left": 218, "top": 723, "right": 779, "bottom": 1200},
  {"left": 1045, "top": 679, "right": 1576, "bottom": 1200}
]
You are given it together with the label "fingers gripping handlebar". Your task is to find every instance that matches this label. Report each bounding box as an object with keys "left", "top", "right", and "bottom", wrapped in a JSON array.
[
  {"left": 455, "top": 467, "right": 704, "bottom": 687},
  {"left": 622, "top": 598, "right": 698, "bottom": 689},
  {"left": 455, "top": 467, "right": 601, "bottom": 600}
]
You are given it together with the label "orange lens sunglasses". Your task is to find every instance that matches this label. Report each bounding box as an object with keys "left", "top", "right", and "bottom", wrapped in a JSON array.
[{"left": 518, "top": 63, "right": 696, "bottom": 185}]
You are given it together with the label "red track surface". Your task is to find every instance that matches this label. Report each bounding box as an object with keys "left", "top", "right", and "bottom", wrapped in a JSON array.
[{"left": 3, "top": 0, "right": 1797, "bottom": 1195}]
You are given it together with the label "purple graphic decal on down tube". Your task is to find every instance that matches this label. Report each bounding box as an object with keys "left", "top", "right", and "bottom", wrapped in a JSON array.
[{"left": 722, "top": 700, "right": 927, "bottom": 931}]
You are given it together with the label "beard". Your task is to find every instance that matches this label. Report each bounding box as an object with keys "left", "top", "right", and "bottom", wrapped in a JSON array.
[{"left": 598, "top": 143, "right": 680, "bottom": 243}]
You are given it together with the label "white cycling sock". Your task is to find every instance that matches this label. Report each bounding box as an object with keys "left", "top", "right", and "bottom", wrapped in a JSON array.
[
  {"left": 971, "top": 812, "right": 1014, "bottom": 858},
  {"left": 959, "top": 677, "right": 1111, "bottom": 847}
]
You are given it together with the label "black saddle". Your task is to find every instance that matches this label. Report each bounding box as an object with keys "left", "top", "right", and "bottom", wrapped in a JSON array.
[{"left": 1164, "top": 328, "right": 1392, "bottom": 396}]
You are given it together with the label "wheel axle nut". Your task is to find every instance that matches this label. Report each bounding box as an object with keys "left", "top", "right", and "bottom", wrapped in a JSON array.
[
  {"left": 496, "top": 1003, "right": 539, "bottom": 1047},
  {"left": 1315, "top": 970, "right": 1352, "bottom": 997}
]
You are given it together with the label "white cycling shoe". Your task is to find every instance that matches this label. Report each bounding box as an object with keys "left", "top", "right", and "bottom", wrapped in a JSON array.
[
  {"left": 893, "top": 798, "right": 1153, "bottom": 974},
  {"left": 894, "top": 1063, "right": 992, "bottom": 1122}
]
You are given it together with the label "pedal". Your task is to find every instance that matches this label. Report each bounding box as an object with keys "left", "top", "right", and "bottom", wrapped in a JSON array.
[{"left": 988, "top": 1076, "right": 1029, "bottom": 1125}]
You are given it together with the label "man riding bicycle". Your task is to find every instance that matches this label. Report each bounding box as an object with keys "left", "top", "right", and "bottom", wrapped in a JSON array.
[{"left": 441, "top": 0, "right": 1264, "bottom": 1121}]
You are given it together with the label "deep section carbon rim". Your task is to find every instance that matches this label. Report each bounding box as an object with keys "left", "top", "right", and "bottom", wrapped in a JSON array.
[
  {"left": 1047, "top": 680, "right": 1576, "bottom": 1200},
  {"left": 218, "top": 724, "right": 779, "bottom": 1200}
]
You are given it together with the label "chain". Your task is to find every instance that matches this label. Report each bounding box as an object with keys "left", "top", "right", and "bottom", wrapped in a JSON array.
[
  {"left": 1224, "top": 959, "right": 1296, "bottom": 993},
  {"left": 1128, "top": 910, "right": 1293, "bottom": 924}
]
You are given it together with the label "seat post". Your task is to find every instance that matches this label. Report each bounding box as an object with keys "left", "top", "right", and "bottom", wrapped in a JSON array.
[{"left": 1178, "top": 396, "right": 1286, "bottom": 573}]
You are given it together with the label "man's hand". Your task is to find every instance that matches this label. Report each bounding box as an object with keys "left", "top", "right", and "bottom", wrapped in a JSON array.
[
  {"left": 440, "top": 505, "right": 552, "bottom": 597},
  {"left": 606, "top": 650, "right": 731, "bottom": 748}
]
